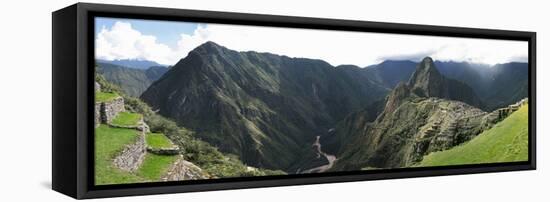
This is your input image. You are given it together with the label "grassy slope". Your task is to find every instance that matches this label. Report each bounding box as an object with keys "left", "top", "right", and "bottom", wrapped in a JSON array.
[
  {"left": 96, "top": 92, "right": 119, "bottom": 103},
  {"left": 419, "top": 104, "right": 528, "bottom": 166},
  {"left": 95, "top": 125, "right": 143, "bottom": 185},
  {"left": 96, "top": 62, "right": 154, "bottom": 97},
  {"left": 111, "top": 112, "right": 142, "bottom": 126},
  {"left": 95, "top": 124, "right": 178, "bottom": 185},
  {"left": 146, "top": 133, "right": 174, "bottom": 148},
  {"left": 137, "top": 153, "right": 178, "bottom": 180}
]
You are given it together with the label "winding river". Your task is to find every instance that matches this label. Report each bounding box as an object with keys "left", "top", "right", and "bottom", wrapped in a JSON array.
[{"left": 301, "top": 136, "right": 337, "bottom": 173}]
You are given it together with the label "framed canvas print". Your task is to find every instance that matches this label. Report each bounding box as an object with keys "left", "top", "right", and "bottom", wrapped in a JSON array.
[{"left": 52, "top": 3, "right": 536, "bottom": 199}]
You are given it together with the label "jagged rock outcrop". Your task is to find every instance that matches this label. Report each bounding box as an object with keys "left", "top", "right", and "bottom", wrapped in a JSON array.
[
  {"left": 383, "top": 82, "right": 411, "bottom": 114},
  {"left": 408, "top": 57, "right": 483, "bottom": 108},
  {"left": 162, "top": 156, "right": 209, "bottom": 181}
]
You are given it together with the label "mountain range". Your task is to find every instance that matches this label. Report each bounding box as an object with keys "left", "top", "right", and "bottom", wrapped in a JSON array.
[
  {"left": 133, "top": 41, "right": 528, "bottom": 172},
  {"left": 140, "top": 42, "right": 388, "bottom": 170},
  {"left": 340, "top": 59, "right": 527, "bottom": 111},
  {"left": 324, "top": 58, "right": 506, "bottom": 170},
  {"left": 97, "top": 59, "right": 165, "bottom": 70},
  {"left": 96, "top": 62, "right": 168, "bottom": 97}
]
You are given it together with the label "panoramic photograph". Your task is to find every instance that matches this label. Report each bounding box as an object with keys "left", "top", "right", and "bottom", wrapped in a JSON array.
[{"left": 93, "top": 17, "right": 529, "bottom": 185}]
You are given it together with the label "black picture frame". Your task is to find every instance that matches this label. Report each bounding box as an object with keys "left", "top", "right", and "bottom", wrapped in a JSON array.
[{"left": 52, "top": 3, "right": 536, "bottom": 199}]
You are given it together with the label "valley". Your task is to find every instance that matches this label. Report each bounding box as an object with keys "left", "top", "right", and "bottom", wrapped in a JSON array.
[
  {"left": 300, "top": 136, "right": 337, "bottom": 174},
  {"left": 95, "top": 41, "right": 529, "bottom": 183}
]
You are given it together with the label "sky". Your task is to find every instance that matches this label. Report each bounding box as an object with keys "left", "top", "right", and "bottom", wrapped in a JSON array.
[{"left": 95, "top": 17, "right": 528, "bottom": 67}]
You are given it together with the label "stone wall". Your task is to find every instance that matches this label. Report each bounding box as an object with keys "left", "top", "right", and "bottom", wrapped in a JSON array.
[
  {"left": 100, "top": 97, "right": 125, "bottom": 124},
  {"left": 137, "top": 121, "right": 150, "bottom": 133},
  {"left": 95, "top": 103, "right": 101, "bottom": 128},
  {"left": 145, "top": 130, "right": 180, "bottom": 155},
  {"left": 486, "top": 98, "right": 528, "bottom": 124},
  {"left": 95, "top": 82, "right": 101, "bottom": 92},
  {"left": 147, "top": 146, "right": 180, "bottom": 155},
  {"left": 113, "top": 131, "right": 146, "bottom": 172}
]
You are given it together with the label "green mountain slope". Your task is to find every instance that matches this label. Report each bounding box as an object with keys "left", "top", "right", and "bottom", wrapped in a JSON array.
[
  {"left": 97, "top": 59, "right": 164, "bottom": 70},
  {"left": 483, "top": 63, "right": 529, "bottom": 110},
  {"left": 141, "top": 41, "right": 389, "bottom": 171},
  {"left": 362, "top": 60, "right": 417, "bottom": 89},
  {"left": 419, "top": 104, "right": 528, "bottom": 166},
  {"left": 95, "top": 125, "right": 144, "bottom": 184},
  {"left": 96, "top": 62, "right": 168, "bottom": 97}
]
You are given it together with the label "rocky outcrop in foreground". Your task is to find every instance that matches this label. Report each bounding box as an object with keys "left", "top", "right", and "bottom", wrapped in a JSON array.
[{"left": 162, "top": 156, "right": 209, "bottom": 181}]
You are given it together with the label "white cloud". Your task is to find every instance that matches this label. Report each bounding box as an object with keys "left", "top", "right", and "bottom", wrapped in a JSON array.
[
  {"left": 95, "top": 22, "right": 175, "bottom": 65},
  {"left": 96, "top": 21, "right": 528, "bottom": 67}
]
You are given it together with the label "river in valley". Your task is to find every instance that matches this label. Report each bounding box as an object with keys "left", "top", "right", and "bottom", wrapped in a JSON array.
[{"left": 300, "top": 135, "right": 337, "bottom": 173}]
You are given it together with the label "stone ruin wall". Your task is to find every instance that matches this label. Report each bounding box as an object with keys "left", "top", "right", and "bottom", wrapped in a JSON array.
[
  {"left": 95, "top": 103, "right": 101, "bottom": 128},
  {"left": 101, "top": 97, "right": 125, "bottom": 124},
  {"left": 113, "top": 131, "right": 146, "bottom": 172}
]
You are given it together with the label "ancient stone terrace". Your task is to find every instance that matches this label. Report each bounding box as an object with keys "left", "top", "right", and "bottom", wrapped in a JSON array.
[
  {"left": 94, "top": 83, "right": 125, "bottom": 127},
  {"left": 410, "top": 98, "right": 529, "bottom": 164},
  {"left": 94, "top": 82, "right": 203, "bottom": 182}
]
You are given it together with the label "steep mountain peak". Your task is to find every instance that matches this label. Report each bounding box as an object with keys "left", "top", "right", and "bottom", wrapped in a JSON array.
[
  {"left": 408, "top": 57, "right": 447, "bottom": 98},
  {"left": 169, "top": 41, "right": 229, "bottom": 72},
  {"left": 191, "top": 41, "right": 227, "bottom": 55},
  {"left": 409, "top": 57, "right": 441, "bottom": 83},
  {"left": 377, "top": 57, "right": 483, "bottom": 113}
]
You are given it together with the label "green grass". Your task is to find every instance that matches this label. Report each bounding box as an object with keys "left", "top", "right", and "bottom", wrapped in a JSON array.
[
  {"left": 95, "top": 124, "right": 143, "bottom": 185},
  {"left": 136, "top": 153, "right": 178, "bottom": 180},
  {"left": 146, "top": 133, "right": 175, "bottom": 149},
  {"left": 419, "top": 104, "right": 529, "bottom": 167},
  {"left": 111, "top": 112, "right": 142, "bottom": 126},
  {"left": 95, "top": 124, "right": 178, "bottom": 184},
  {"left": 96, "top": 91, "right": 120, "bottom": 103}
]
